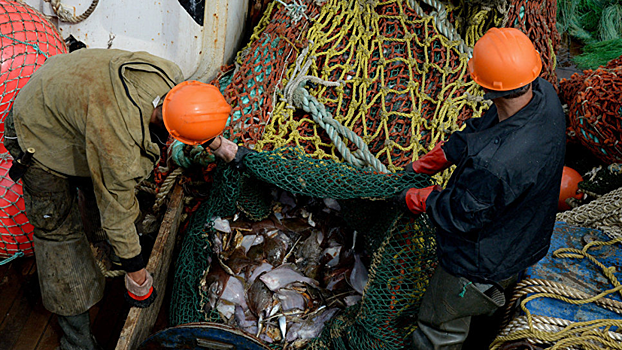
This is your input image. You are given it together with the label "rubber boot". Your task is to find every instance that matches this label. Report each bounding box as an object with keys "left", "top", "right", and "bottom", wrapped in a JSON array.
[
  {"left": 414, "top": 267, "right": 506, "bottom": 350},
  {"left": 34, "top": 234, "right": 105, "bottom": 316},
  {"left": 58, "top": 311, "right": 102, "bottom": 350}
]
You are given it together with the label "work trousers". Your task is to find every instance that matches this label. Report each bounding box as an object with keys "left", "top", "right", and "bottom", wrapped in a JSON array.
[
  {"left": 5, "top": 109, "right": 106, "bottom": 316},
  {"left": 413, "top": 266, "right": 513, "bottom": 350}
]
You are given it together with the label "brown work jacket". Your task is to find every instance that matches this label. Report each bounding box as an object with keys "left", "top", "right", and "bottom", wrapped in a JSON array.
[{"left": 12, "top": 49, "right": 184, "bottom": 260}]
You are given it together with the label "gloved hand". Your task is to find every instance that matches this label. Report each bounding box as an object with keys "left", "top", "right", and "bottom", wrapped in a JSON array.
[
  {"left": 395, "top": 185, "right": 442, "bottom": 215},
  {"left": 207, "top": 136, "right": 239, "bottom": 163},
  {"left": 231, "top": 146, "right": 257, "bottom": 171},
  {"left": 124, "top": 269, "right": 157, "bottom": 308},
  {"left": 407, "top": 141, "right": 452, "bottom": 175}
]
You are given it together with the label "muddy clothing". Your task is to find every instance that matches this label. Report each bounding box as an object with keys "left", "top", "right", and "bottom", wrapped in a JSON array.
[
  {"left": 426, "top": 78, "right": 566, "bottom": 283},
  {"left": 8, "top": 49, "right": 183, "bottom": 267}
]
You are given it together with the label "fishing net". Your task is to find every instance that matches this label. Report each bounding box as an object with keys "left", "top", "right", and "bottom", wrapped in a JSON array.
[
  {"left": 0, "top": 1, "right": 67, "bottom": 262},
  {"left": 572, "top": 38, "right": 622, "bottom": 70},
  {"left": 557, "top": 0, "right": 622, "bottom": 69},
  {"left": 560, "top": 55, "right": 622, "bottom": 165},
  {"left": 0, "top": 0, "right": 67, "bottom": 137},
  {"left": 170, "top": 0, "right": 560, "bottom": 348}
]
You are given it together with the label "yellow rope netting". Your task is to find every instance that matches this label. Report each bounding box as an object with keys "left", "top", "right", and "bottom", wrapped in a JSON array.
[
  {"left": 491, "top": 236, "right": 622, "bottom": 349},
  {"left": 253, "top": 0, "right": 492, "bottom": 183}
]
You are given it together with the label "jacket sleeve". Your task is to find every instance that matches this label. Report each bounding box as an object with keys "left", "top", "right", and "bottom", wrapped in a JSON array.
[
  {"left": 442, "top": 117, "right": 483, "bottom": 164},
  {"left": 425, "top": 166, "right": 516, "bottom": 238},
  {"left": 85, "top": 109, "right": 150, "bottom": 266}
]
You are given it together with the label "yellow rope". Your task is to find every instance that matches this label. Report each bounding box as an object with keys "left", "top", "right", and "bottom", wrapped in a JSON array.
[
  {"left": 491, "top": 236, "right": 622, "bottom": 349},
  {"left": 255, "top": 0, "right": 489, "bottom": 184}
]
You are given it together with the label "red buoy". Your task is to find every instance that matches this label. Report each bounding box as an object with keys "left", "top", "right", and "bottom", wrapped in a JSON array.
[
  {"left": 0, "top": 0, "right": 67, "bottom": 259},
  {"left": 558, "top": 166, "right": 584, "bottom": 211}
]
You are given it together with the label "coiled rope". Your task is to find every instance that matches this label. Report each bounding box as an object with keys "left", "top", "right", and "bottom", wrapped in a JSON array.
[
  {"left": 557, "top": 187, "right": 622, "bottom": 239},
  {"left": 47, "top": 0, "right": 99, "bottom": 23},
  {"left": 492, "top": 236, "right": 622, "bottom": 349}
]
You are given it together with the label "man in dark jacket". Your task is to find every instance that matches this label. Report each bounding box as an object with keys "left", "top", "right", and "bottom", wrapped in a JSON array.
[{"left": 398, "top": 28, "right": 566, "bottom": 349}]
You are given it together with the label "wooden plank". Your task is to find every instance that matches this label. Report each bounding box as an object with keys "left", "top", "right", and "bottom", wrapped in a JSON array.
[
  {"left": 0, "top": 258, "right": 35, "bottom": 325},
  {"left": 11, "top": 270, "right": 53, "bottom": 350},
  {"left": 115, "top": 183, "right": 184, "bottom": 350},
  {"left": 34, "top": 315, "right": 61, "bottom": 350},
  {"left": 0, "top": 259, "right": 39, "bottom": 350}
]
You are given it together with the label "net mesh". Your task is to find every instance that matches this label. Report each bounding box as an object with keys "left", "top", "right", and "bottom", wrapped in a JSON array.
[
  {"left": 0, "top": 0, "right": 67, "bottom": 260},
  {"left": 170, "top": 0, "right": 560, "bottom": 348},
  {"left": 560, "top": 55, "right": 622, "bottom": 165}
]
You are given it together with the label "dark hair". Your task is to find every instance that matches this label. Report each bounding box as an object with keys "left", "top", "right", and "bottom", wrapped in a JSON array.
[{"left": 502, "top": 83, "right": 531, "bottom": 99}]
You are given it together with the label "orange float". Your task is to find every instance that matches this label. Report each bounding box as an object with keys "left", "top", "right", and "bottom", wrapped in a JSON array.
[
  {"left": 0, "top": 0, "right": 67, "bottom": 260},
  {"left": 558, "top": 166, "right": 584, "bottom": 211}
]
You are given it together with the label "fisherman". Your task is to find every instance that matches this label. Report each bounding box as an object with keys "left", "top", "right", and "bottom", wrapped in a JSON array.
[
  {"left": 4, "top": 48, "right": 237, "bottom": 350},
  {"left": 395, "top": 28, "right": 566, "bottom": 349}
]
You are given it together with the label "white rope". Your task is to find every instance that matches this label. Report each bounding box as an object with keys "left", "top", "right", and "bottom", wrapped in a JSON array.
[
  {"left": 407, "top": 0, "right": 473, "bottom": 58},
  {"left": 282, "top": 45, "right": 389, "bottom": 173}
]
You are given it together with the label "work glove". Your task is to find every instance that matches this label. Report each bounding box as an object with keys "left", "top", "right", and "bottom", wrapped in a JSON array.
[
  {"left": 124, "top": 270, "right": 157, "bottom": 308},
  {"left": 394, "top": 185, "right": 442, "bottom": 215},
  {"left": 406, "top": 141, "right": 452, "bottom": 175},
  {"left": 210, "top": 136, "right": 239, "bottom": 163},
  {"left": 231, "top": 146, "right": 257, "bottom": 172}
]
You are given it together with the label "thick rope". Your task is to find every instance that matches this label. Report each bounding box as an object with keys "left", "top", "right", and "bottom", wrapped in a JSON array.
[
  {"left": 493, "top": 237, "right": 622, "bottom": 349},
  {"left": 47, "top": 0, "right": 99, "bottom": 23},
  {"left": 501, "top": 279, "right": 622, "bottom": 328},
  {"left": 96, "top": 259, "right": 125, "bottom": 278},
  {"left": 556, "top": 187, "right": 622, "bottom": 239},
  {"left": 498, "top": 315, "right": 622, "bottom": 348},
  {"left": 284, "top": 46, "right": 390, "bottom": 173},
  {"left": 407, "top": 0, "right": 473, "bottom": 57},
  {"left": 153, "top": 167, "right": 183, "bottom": 213}
]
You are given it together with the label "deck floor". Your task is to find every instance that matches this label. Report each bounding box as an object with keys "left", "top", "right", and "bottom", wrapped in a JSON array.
[{"left": 0, "top": 257, "right": 169, "bottom": 350}]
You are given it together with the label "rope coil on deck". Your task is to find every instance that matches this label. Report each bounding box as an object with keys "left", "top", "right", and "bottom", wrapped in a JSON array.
[
  {"left": 556, "top": 187, "right": 622, "bottom": 238},
  {"left": 492, "top": 236, "right": 622, "bottom": 349}
]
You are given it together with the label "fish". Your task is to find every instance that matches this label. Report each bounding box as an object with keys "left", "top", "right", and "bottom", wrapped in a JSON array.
[
  {"left": 286, "top": 307, "right": 339, "bottom": 342},
  {"left": 223, "top": 247, "right": 251, "bottom": 274},
  {"left": 220, "top": 275, "right": 248, "bottom": 311},
  {"left": 263, "top": 233, "right": 290, "bottom": 266},
  {"left": 247, "top": 277, "right": 274, "bottom": 317},
  {"left": 240, "top": 234, "right": 264, "bottom": 253},
  {"left": 276, "top": 288, "right": 306, "bottom": 312},
  {"left": 247, "top": 262, "right": 273, "bottom": 286},
  {"left": 349, "top": 253, "right": 368, "bottom": 295},
  {"left": 260, "top": 264, "right": 319, "bottom": 291}
]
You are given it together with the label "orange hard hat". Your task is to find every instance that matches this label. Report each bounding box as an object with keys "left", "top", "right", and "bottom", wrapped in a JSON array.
[
  {"left": 468, "top": 28, "right": 542, "bottom": 91},
  {"left": 558, "top": 166, "right": 584, "bottom": 211},
  {"left": 162, "top": 81, "right": 231, "bottom": 146}
]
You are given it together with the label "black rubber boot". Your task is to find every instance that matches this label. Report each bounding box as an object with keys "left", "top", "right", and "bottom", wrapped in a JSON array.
[{"left": 58, "top": 311, "right": 103, "bottom": 350}]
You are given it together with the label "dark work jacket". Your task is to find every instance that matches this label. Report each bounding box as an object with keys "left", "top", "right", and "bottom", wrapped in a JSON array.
[{"left": 426, "top": 78, "right": 566, "bottom": 283}]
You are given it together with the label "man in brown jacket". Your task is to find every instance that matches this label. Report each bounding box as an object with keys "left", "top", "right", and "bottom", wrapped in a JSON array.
[{"left": 4, "top": 48, "right": 235, "bottom": 350}]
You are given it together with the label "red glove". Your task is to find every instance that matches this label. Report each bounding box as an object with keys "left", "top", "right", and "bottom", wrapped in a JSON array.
[
  {"left": 124, "top": 270, "right": 157, "bottom": 308},
  {"left": 404, "top": 185, "right": 443, "bottom": 215},
  {"left": 410, "top": 141, "right": 452, "bottom": 175}
]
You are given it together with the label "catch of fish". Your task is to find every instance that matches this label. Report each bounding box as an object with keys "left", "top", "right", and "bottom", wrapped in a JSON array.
[{"left": 200, "top": 190, "right": 369, "bottom": 347}]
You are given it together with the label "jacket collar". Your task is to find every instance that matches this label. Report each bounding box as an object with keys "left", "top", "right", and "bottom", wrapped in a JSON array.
[{"left": 466, "top": 78, "right": 544, "bottom": 154}]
